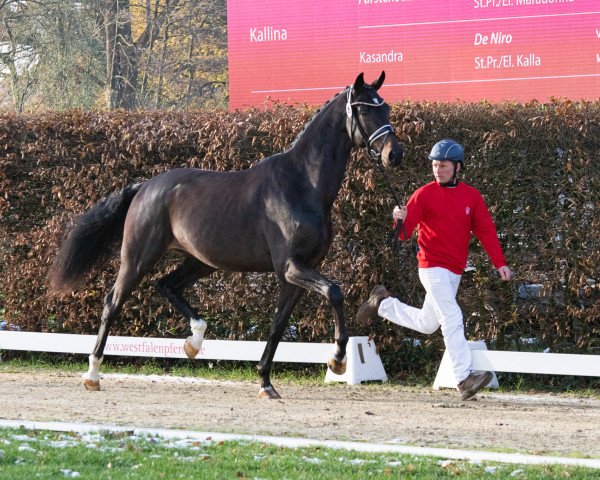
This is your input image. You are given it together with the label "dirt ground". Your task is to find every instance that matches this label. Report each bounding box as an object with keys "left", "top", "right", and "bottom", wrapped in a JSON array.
[{"left": 1, "top": 370, "right": 599, "bottom": 458}]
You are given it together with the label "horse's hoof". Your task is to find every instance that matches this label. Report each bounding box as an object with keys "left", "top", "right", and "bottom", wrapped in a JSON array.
[
  {"left": 258, "top": 386, "right": 281, "bottom": 400},
  {"left": 183, "top": 338, "right": 200, "bottom": 359},
  {"left": 328, "top": 355, "right": 347, "bottom": 375},
  {"left": 83, "top": 378, "right": 101, "bottom": 391}
]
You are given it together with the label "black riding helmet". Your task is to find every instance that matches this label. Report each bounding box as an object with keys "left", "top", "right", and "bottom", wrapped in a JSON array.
[{"left": 429, "top": 139, "right": 464, "bottom": 186}]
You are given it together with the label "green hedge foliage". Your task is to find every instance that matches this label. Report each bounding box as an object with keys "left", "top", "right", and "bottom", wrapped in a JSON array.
[{"left": 1, "top": 101, "right": 598, "bottom": 376}]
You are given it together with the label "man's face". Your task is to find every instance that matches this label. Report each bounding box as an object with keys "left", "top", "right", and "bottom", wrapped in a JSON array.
[{"left": 432, "top": 160, "right": 459, "bottom": 184}]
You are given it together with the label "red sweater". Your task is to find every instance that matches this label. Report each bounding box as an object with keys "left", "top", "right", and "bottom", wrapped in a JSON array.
[{"left": 397, "top": 181, "right": 507, "bottom": 275}]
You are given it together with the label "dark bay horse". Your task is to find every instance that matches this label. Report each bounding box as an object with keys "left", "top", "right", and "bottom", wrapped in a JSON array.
[{"left": 48, "top": 72, "right": 403, "bottom": 399}]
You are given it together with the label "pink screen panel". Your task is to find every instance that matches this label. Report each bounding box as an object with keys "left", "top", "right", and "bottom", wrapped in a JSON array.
[{"left": 227, "top": 0, "right": 600, "bottom": 109}]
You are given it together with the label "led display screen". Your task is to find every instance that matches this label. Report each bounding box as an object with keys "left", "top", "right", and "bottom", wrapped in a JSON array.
[{"left": 227, "top": 0, "right": 599, "bottom": 109}]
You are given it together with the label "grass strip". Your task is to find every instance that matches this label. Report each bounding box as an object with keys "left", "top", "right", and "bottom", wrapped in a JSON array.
[{"left": 0, "top": 427, "right": 598, "bottom": 480}]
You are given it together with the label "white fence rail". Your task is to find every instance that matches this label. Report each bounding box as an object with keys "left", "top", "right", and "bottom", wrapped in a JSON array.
[
  {"left": 433, "top": 340, "right": 600, "bottom": 389},
  {"left": 0, "top": 331, "right": 388, "bottom": 385},
  {"left": 0, "top": 331, "right": 331, "bottom": 362}
]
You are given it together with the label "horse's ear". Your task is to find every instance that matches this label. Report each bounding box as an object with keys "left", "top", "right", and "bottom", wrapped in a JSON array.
[
  {"left": 372, "top": 71, "right": 385, "bottom": 91},
  {"left": 353, "top": 73, "right": 365, "bottom": 92}
]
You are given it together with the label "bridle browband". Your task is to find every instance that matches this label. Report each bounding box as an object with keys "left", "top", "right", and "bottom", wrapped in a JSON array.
[{"left": 346, "top": 86, "right": 395, "bottom": 161}]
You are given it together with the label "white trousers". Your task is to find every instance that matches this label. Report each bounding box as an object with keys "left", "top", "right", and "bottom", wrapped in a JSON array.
[{"left": 378, "top": 267, "right": 471, "bottom": 383}]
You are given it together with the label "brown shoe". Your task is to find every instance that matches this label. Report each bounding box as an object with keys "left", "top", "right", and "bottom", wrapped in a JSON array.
[
  {"left": 457, "top": 371, "right": 493, "bottom": 400},
  {"left": 356, "top": 285, "right": 390, "bottom": 324}
]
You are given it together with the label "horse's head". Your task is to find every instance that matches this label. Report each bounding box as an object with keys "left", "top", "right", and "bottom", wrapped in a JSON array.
[{"left": 345, "top": 71, "right": 403, "bottom": 168}]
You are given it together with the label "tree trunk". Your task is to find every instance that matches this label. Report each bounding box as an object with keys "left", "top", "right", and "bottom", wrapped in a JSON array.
[
  {"left": 154, "top": 20, "right": 170, "bottom": 109},
  {"left": 139, "top": 0, "right": 161, "bottom": 107},
  {"left": 103, "top": 0, "right": 181, "bottom": 111},
  {"left": 105, "top": 0, "right": 138, "bottom": 110}
]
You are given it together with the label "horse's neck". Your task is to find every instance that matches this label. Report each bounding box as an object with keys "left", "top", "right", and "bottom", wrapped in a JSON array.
[{"left": 290, "top": 102, "right": 352, "bottom": 207}]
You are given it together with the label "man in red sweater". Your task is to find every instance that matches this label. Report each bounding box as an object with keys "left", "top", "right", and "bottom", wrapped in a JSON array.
[{"left": 357, "top": 139, "right": 512, "bottom": 400}]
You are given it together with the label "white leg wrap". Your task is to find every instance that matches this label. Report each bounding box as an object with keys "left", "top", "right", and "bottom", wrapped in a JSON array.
[
  {"left": 188, "top": 318, "right": 207, "bottom": 350},
  {"left": 83, "top": 355, "right": 103, "bottom": 382}
]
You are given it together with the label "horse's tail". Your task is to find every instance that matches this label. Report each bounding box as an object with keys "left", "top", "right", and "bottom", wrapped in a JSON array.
[{"left": 47, "top": 183, "right": 143, "bottom": 295}]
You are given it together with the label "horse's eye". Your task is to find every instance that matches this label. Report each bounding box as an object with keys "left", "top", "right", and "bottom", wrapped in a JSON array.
[{"left": 358, "top": 106, "right": 370, "bottom": 115}]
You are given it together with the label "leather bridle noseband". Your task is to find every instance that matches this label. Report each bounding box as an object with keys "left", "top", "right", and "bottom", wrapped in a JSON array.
[{"left": 346, "top": 86, "right": 396, "bottom": 161}]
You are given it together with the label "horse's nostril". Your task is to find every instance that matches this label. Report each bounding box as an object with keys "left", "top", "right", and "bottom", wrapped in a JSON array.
[
  {"left": 386, "top": 146, "right": 402, "bottom": 166},
  {"left": 382, "top": 139, "right": 403, "bottom": 167},
  {"left": 394, "top": 146, "right": 404, "bottom": 165}
]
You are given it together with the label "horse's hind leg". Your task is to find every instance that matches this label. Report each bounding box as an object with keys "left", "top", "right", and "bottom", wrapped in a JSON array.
[
  {"left": 83, "top": 262, "right": 150, "bottom": 390},
  {"left": 257, "top": 282, "right": 305, "bottom": 399},
  {"left": 83, "top": 285, "right": 119, "bottom": 390},
  {"left": 155, "top": 256, "right": 216, "bottom": 358},
  {"left": 83, "top": 222, "right": 168, "bottom": 390}
]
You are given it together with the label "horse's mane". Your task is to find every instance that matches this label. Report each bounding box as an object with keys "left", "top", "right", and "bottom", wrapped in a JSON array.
[{"left": 287, "top": 87, "right": 348, "bottom": 151}]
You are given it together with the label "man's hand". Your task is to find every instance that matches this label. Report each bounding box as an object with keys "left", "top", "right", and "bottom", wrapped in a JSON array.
[
  {"left": 393, "top": 205, "right": 407, "bottom": 221},
  {"left": 497, "top": 265, "right": 513, "bottom": 281}
]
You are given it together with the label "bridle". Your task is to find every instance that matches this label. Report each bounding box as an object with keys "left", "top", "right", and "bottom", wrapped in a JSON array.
[
  {"left": 345, "top": 86, "right": 396, "bottom": 162},
  {"left": 345, "top": 85, "right": 406, "bottom": 251}
]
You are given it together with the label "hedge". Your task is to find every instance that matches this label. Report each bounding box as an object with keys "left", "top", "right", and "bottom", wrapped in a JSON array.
[{"left": 0, "top": 100, "right": 598, "bottom": 377}]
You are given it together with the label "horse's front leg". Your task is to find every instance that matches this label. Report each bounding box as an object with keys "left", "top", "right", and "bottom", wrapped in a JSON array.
[
  {"left": 257, "top": 282, "right": 305, "bottom": 399},
  {"left": 284, "top": 258, "right": 349, "bottom": 376}
]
